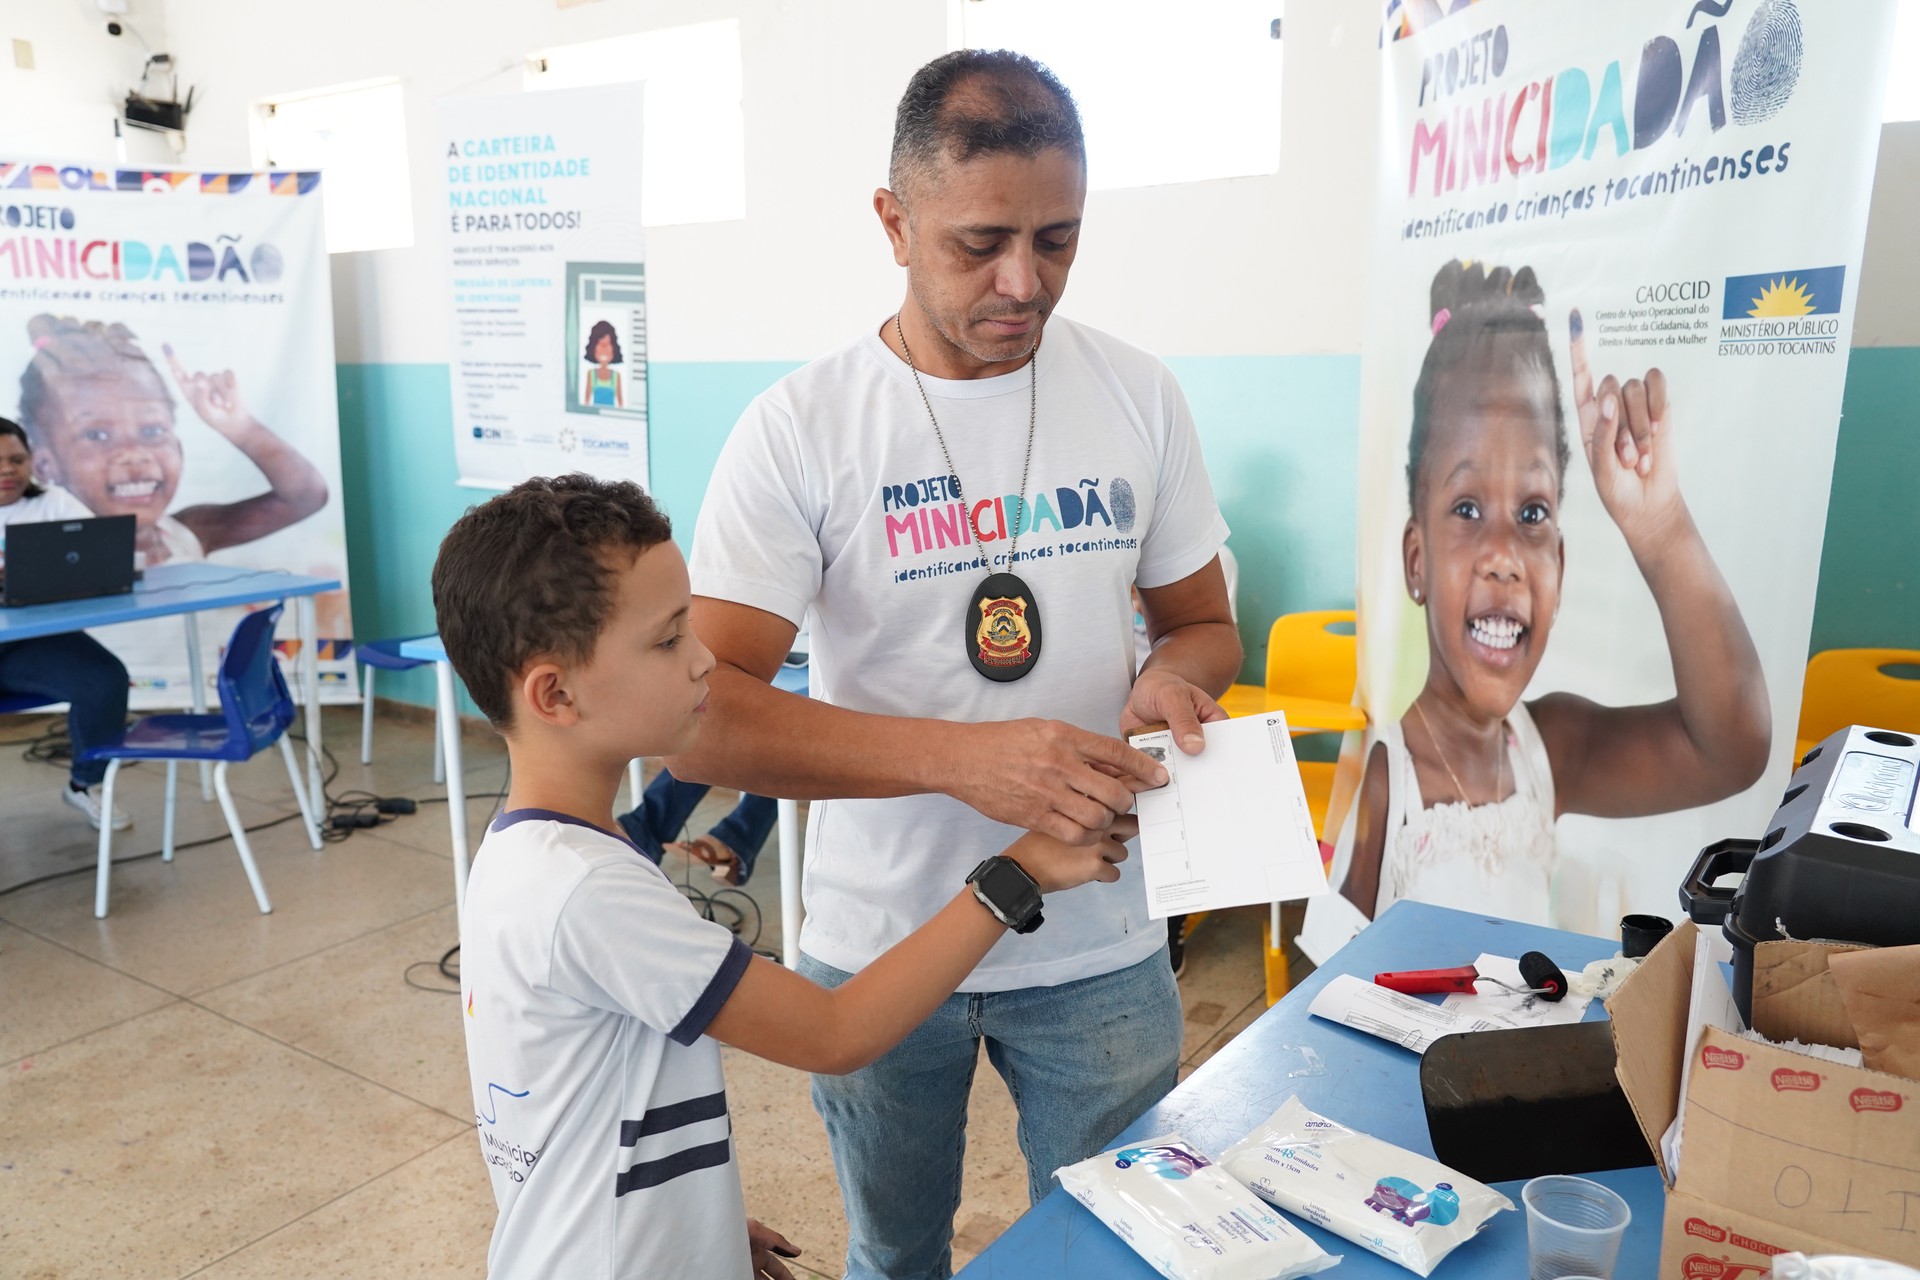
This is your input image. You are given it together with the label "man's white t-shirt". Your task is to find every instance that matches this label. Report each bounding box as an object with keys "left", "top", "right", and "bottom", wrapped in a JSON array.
[
  {"left": 693, "top": 316, "right": 1229, "bottom": 991},
  {"left": 461, "top": 810, "right": 755, "bottom": 1279}
]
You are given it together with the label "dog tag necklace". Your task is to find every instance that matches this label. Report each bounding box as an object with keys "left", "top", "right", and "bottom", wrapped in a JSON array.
[{"left": 895, "top": 312, "right": 1043, "bottom": 681}]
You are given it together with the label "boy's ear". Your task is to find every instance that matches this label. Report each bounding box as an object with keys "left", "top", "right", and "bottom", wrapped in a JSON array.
[
  {"left": 517, "top": 660, "right": 579, "bottom": 728},
  {"left": 1402, "top": 517, "right": 1425, "bottom": 602}
]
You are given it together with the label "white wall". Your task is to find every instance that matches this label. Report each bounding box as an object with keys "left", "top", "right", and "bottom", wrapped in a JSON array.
[
  {"left": 1853, "top": 121, "right": 1920, "bottom": 348},
  {"left": 18, "top": 0, "right": 1914, "bottom": 363},
  {"left": 0, "top": 0, "right": 176, "bottom": 166},
  {"left": 159, "top": 0, "right": 1383, "bottom": 365}
]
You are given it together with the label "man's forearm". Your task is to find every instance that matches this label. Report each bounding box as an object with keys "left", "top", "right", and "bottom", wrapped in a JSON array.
[
  {"left": 665, "top": 663, "right": 959, "bottom": 800},
  {"left": 1139, "top": 621, "right": 1243, "bottom": 700}
]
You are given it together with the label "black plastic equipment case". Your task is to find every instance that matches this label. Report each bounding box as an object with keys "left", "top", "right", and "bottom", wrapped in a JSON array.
[{"left": 1680, "top": 723, "right": 1920, "bottom": 1023}]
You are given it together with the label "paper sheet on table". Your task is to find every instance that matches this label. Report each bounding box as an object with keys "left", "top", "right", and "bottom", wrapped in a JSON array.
[
  {"left": 1127, "top": 713, "right": 1328, "bottom": 920},
  {"left": 1296, "top": 890, "right": 1371, "bottom": 967},
  {"left": 1439, "top": 953, "right": 1594, "bottom": 1031},
  {"left": 1658, "top": 926, "right": 1744, "bottom": 1180},
  {"left": 1307, "top": 973, "right": 1465, "bottom": 1054}
]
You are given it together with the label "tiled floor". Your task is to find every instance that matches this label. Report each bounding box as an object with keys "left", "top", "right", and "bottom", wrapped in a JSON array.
[{"left": 0, "top": 708, "right": 1289, "bottom": 1278}]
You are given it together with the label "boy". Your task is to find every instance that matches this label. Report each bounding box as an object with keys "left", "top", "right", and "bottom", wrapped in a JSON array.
[{"left": 432, "top": 475, "right": 1134, "bottom": 1279}]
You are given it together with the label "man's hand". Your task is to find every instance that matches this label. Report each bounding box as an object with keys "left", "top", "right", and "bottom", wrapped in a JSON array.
[
  {"left": 747, "top": 1218, "right": 800, "bottom": 1280},
  {"left": 944, "top": 718, "right": 1168, "bottom": 846},
  {"left": 1005, "top": 816, "right": 1137, "bottom": 892},
  {"left": 1122, "top": 666, "right": 1228, "bottom": 755}
]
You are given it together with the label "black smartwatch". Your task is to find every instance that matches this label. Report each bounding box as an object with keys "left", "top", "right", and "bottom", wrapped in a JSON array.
[{"left": 966, "top": 855, "right": 1044, "bottom": 934}]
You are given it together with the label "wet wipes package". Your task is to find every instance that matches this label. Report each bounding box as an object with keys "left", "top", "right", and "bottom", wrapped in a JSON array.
[
  {"left": 1055, "top": 1134, "right": 1340, "bottom": 1280},
  {"left": 1219, "top": 1098, "right": 1512, "bottom": 1275}
]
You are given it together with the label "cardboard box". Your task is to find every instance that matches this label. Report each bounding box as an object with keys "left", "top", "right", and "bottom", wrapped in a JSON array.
[{"left": 1609, "top": 920, "right": 1920, "bottom": 1278}]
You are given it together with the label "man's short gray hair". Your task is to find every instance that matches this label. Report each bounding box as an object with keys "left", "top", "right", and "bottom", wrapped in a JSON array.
[{"left": 889, "top": 49, "right": 1085, "bottom": 200}]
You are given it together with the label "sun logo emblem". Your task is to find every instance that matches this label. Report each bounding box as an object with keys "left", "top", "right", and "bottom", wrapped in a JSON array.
[
  {"left": 1745, "top": 277, "right": 1817, "bottom": 318},
  {"left": 558, "top": 427, "right": 579, "bottom": 453}
]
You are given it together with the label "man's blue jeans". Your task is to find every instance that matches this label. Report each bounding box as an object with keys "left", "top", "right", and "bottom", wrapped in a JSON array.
[
  {"left": 0, "top": 633, "right": 128, "bottom": 788},
  {"left": 616, "top": 766, "right": 777, "bottom": 882},
  {"left": 799, "top": 946, "right": 1182, "bottom": 1280}
]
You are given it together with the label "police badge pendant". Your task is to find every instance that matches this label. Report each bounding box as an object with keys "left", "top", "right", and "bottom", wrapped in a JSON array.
[
  {"left": 967, "top": 571, "right": 1044, "bottom": 681},
  {"left": 895, "top": 313, "right": 1045, "bottom": 682}
]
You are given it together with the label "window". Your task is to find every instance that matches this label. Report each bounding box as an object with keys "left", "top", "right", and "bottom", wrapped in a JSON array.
[
  {"left": 253, "top": 79, "right": 414, "bottom": 254},
  {"left": 526, "top": 19, "right": 746, "bottom": 226},
  {"left": 1887, "top": 0, "right": 1920, "bottom": 122},
  {"left": 957, "top": 0, "right": 1282, "bottom": 191}
]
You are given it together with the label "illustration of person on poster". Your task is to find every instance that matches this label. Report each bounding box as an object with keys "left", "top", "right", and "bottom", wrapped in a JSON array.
[
  {"left": 580, "top": 318, "right": 625, "bottom": 409},
  {"left": 1335, "top": 259, "right": 1770, "bottom": 923},
  {"left": 1303, "top": 0, "right": 1899, "bottom": 949},
  {"left": 16, "top": 314, "right": 328, "bottom": 565}
]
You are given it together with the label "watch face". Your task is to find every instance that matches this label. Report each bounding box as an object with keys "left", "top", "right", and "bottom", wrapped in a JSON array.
[{"left": 976, "top": 857, "right": 1041, "bottom": 924}]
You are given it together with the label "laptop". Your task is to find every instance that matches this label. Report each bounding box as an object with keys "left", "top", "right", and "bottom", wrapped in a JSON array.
[{"left": 2, "top": 515, "right": 138, "bottom": 607}]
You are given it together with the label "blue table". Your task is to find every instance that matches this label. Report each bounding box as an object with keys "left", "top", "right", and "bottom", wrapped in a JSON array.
[
  {"left": 961, "top": 900, "right": 1664, "bottom": 1277},
  {"left": 400, "top": 634, "right": 810, "bottom": 952},
  {"left": 0, "top": 563, "right": 340, "bottom": 802}
]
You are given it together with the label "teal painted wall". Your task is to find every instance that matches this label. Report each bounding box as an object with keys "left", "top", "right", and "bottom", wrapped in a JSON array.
[
  {"left": 338, "top": 348, "right": 1916, "bottom": 712},
  {"left": 1811, "top": 347, "right": 1920, "bottom": 657}
]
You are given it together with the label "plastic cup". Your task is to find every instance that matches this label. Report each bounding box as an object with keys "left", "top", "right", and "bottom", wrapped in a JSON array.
[
  {"left": 1523, "top": 1175, "right": 1631, "bottom": 1280},
  {"left": 1619, "top": 913, "right": 1674, "bottom": 958}
]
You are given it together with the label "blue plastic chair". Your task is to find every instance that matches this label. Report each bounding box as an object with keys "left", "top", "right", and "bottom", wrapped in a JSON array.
[
  {"left": 82, "top": 603, "right": 322, "bottom": 918},
  {"left": 356, "top": 636, "right": 443, "bottom": 784}
]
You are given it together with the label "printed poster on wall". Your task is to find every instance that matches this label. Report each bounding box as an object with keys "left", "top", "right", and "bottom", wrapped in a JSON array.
[
  {"left": 0, "top": 160, "right": 355, "bottom": 708},
  {"left": 438, "top": 84, "right": 648, "bottom": 490},
  {"left": 1326, "top": 0, "right": 1898, "bottom": 939}
]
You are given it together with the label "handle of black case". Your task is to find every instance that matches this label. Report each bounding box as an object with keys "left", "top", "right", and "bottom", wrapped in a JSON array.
[{"left": 1678, "top": 837, "right": 1758, "bottom": 926}]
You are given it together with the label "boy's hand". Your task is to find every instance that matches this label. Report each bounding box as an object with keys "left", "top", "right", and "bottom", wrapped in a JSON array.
[
  {"left": 164, "top": 344, "right": 255, "bottom": 441},
  {"left": 1568, "top": 310, "right": 1685, "bottom": 545},
  {"left": 1006, "top": 817, "right": 1136, "bottom": 893},
  {"left": 747, "top": 1218, "right": 800, "bottom": 1280}
]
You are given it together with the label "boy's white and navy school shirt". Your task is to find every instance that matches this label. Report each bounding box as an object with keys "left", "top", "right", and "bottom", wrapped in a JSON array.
[{"left": 461, "top": 809, "right": 755, "bottom": 1279}]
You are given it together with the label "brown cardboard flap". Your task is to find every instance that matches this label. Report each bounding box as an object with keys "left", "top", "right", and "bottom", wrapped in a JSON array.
[
  {"left": 1657, "top": 1187, "right": 1870, "bottom": 1280},
  {"left": 1829, "top": 943, "right": 1920, "bottom": 1082},
  {"left": 1752, "top": 940, "right": 1867, "bottom": 1049},
  {"left": 1676, "top": 1026, "right": 1920, "bottom": 1265},
  {"left": 1608, "top": 918, "right": 1698, "bottom": 1185}
]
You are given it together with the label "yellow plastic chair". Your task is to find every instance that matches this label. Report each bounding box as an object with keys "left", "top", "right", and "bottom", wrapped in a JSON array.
[
  {"left": 1220, "top": 610, "right": 1363, "bottom": 835},
  {"left": 1220, "top": 610, "right": 1364, "bottom": 1005},
  {"left": 1795, "top": 648, "right": 1920, "bottom": 762}
]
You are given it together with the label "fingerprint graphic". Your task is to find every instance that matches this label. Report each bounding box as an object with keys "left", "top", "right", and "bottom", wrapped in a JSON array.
[
  {"left": 1730, "top": 0, "right": 1803, "bottom": 125},
  {"left": 1109, "top": 477, "right": 1136, "bottom": 533}
]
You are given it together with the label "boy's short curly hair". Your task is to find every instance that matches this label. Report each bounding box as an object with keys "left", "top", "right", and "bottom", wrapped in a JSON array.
[{"left": 432, "top": 474, "right": 672, "bottom": 728}]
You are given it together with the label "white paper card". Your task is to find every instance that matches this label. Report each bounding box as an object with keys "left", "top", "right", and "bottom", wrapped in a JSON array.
[
  {"left": 1438, "top": 953, "right": 1595, "bottom": 1031},
  {"left": 1128, "top": 713, "right": 1328, "bottom": 920},
  {"left": 1306, "top": 973, "right": 1465, "bottom": 1055}
]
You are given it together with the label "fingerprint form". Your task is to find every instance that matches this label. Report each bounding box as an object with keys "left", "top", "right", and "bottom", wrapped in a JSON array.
[
  {"left": 1109, "top": 477, "right": 1137, "bottom": 533},
  {"left": 1730, "top": 0, "right": 1803, "bottom": 125}
]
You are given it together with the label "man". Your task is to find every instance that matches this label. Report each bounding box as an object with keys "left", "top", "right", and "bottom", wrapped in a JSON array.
[{"left": 670, "top": 49, "right": 1240, "bottom": 1280}]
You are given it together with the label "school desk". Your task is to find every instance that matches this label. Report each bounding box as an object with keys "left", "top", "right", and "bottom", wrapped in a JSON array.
[
  {"left": 958, "top": 899, "right": 1666, "bottom": 1278},
  {"left": 0, "top": 563, "right": 339, "bottom": 804}
]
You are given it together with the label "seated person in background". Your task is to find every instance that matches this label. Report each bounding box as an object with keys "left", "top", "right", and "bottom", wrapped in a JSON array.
[
  {"left": 0, "top": 418, "right": 132, "bottom": 831},
  {"left": 431, "top": 474, "right": 1133, "bottom": 1280},
  {"left": 619, "top": 765, "right": 775, "bottom": 886}
]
